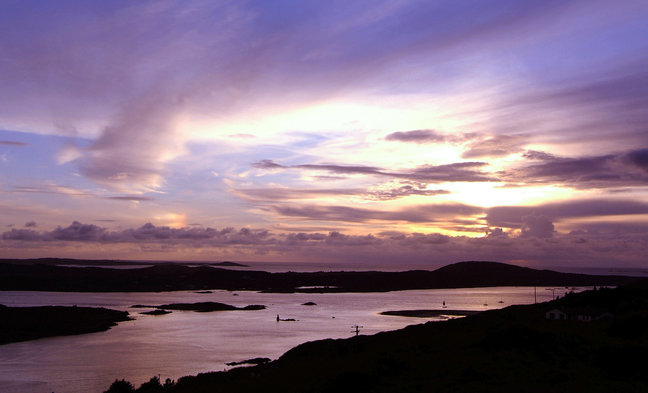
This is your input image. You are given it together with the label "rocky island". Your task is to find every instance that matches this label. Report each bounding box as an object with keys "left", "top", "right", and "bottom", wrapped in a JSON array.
[{"left": 133, "top": 302, "right": 265, "bottom": 312}]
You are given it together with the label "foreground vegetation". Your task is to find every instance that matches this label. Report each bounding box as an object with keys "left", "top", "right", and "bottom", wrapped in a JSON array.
[{"left": 105, "top": 280, "right": 648, "bottom": 392}]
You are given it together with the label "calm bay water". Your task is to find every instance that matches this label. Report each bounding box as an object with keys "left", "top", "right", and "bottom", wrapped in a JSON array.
[{"left": 0, "top": 286, "right": 575, "bottom": 393}]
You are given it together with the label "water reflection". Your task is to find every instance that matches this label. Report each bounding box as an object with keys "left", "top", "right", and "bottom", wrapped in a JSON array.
[{"left": 0, "top": 287, "right": 572, "bottom": 393}]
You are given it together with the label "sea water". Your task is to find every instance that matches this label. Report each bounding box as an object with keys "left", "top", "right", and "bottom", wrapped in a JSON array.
[{"left": 0, "top": 287, "right": 576, "bottom": 393}]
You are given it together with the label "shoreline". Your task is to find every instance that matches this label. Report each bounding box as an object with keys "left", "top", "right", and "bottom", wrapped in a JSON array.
[{"left": 102, "top": 280, "right": 648, "bottom": 392}]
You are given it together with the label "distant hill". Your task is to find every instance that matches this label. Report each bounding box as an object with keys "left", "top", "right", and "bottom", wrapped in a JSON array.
[
  {"left": 0, "top": 259, "right": 636, "bottom": 292},
  {"left": 208, "top": 261, "right": 248, "bottom": 267}
]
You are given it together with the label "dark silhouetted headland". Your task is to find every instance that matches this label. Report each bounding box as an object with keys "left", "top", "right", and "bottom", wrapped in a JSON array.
[
  {"left": 0, "top": 305, "right": 130, "bottom": 345},
  {"left": 104, "top": 279, "right": 648, "bottom": 393},
  {"left": 0, "top": 260, "right": 637, "bottom": 292}
]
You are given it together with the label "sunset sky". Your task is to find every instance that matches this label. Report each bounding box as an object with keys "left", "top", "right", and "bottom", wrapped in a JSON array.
[{"left": 1, "top": 0, "right": 648, "bottom": 268}]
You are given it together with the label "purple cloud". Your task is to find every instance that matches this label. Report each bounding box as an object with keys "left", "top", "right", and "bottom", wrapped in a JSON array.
[
  {"left": 625, "top": 148, "right": 648, "bottom": 172},
  {"left": 3, "top": 219, "right": 648, "bottom": 267},
  {"left": 406, "top": 162, "right": 494, "bottom": 182},
  {"left": 520, "top": 214, "right": 554, "bottom": 238},
  {"left": 0, "top": 141, "right": 28, "bottom": 146},
  {"left": 506, "top": 148, "right": 648, "bottom": 188},
  {"left": 2, "top": 228, "right": 41, "bottom": 241},
  {"left": 234, "top": 181, "right": 448, "bottom": 202},
  {"left": 486, "top": 199, "right": 648, "bottom": 228},
  {"left": 50, "top": 221, "right": 108, "bottom": 241},
  {"left": 462, "top": 135, "right": 526, "bottom": 159},
  {"left": 273, "top": 203, "right": 483, "bottom": 224},
  {"left": 522, "top": 150, "right": 559, "bottom": 161},
  {"left": 105, "top": 196, "right": 155, "bottom": 202},
  {"left": 253, "top": 160, "right": 495, "bottom": 183},
  {"left": 11, "top": 184, "right": 154, "bottom": 202},
  {"left": 5, "top": 220, "right": 648, "bottom": 268},
  {"left": 385, "top": 130, "right": 447, "bottom": 143},
  {"left": 368, "top": 183, "right": 449, "bottom": 201}
]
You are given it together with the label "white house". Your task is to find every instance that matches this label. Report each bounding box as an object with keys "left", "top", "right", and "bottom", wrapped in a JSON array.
[
  {"left": 545, "top": 308, "right": 567, "bottom": 320},
  {"left": 546, "top": 306, "right": 613, "bottom": 321}
]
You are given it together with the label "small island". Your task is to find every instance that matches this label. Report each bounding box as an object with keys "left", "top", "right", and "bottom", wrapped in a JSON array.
[
  {"left": 0, "top": 304, "right": 130, "bottom": 345},
  {"left": 133, "top": 302, "right": 265, "bottom": 313},
  {"left": 140, "top": 309, "right": 172, "bottom": 316}
]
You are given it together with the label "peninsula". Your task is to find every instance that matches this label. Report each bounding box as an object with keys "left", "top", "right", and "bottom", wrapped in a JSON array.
[{"left": 0, "top": 305, "right": 130, "bottom": 345}]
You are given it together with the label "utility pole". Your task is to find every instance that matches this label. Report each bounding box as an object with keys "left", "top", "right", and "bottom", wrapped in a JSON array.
[
  {"left": 351, "top": 325, "right": 363, "bottom": 336},
  {"left": 546, "top": 287, "right": 561, "bottom": 300}
]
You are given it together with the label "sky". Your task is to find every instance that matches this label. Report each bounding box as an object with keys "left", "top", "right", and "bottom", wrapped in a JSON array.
[{"left": 1, "top": 0, "right": 648, "bottom": 268}]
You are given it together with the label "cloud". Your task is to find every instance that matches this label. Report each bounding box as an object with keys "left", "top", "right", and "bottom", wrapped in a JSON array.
[
  {"left": 77, "top": 91, "right": 187, "bottom": 192},
  {"left": 367, "top": 182, "right": 449, "bottom": 201},
  {"left": 2, "top": 228, "right": 42, "bottom": 241},
  {"left": 462, "top": 135, "right": 526, "bottom": 159},
  {"left": 253, "top": 160, "right": 495, "bottom": 183},
  {"left": 625, "top": 148, "right": 648, "bottom": 172},
  {"left": 3, "top": 220, "right": 648, "bottom": 267},
  {"left": 506, "top": 148, "right": 648, "bottom": 188},
  {"left": 105, "top": 196, "right": 155, "bottom": 202},
  {"left": 385, "top": 129, "right": 447, "bottom": 143},
  {"left": 385, "top": 131, "right": 529, "bottom": 160},
  {"left": 273, "top": 203, "right": 483, "bottom": 224},
  {"left": 11, "top": 183, "right": 154, "bottom": 202},
  {"left": 252, "top": 160, "right": 286, "bottom": 170},
  {"left": 486, "top": 199, "right": 648, "bottom": 228},
  {"left": 522, "top": 150, "right": 559, "bottom": 161},
  {"left": 233, "top": 181, "right": 448, "bottom": 202},
  {"left": 3, "top": 221, "right": 107, "bottom": 241},
  {"left": 233, "top": 187, "right": 364, "bottom": 201},
  {"left": 12, "top": 185, "right": 95, "bottom": 198},
  {"left": 520, "top": 214, "right": 554, "bottom": 238},
  {"left": 486, "top": 227, "right": 508, "bottom": 238},
  {"left": 0, "top": 141, "right": 28, "bottom": 146},
  {"left": 494, "top": 62, "right": 648, "bottom": 147},
  {"left": 406, "top": 162, "right": 494, "bottom": 182},
  {"left": 534, "top": 66, "right": 648, "bottom": 126},
  {"left": 50, "top": 221, "right": 108, "bottom": 241},
  {"left": 24, "top": 221, "right": 37, "bottom": 228}
]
